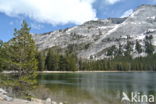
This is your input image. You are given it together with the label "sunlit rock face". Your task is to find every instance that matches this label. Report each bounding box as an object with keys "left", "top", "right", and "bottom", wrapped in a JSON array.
[{"left": 33, "top": 5, "right": 156, "bottom": 60}]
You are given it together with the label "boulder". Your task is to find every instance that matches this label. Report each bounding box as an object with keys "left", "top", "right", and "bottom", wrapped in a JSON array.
[
  {"left": 0, "top": 88, "right": 7, "bottom": 94},
  {"left": 0, "top": 95, "right": 4, "bottom": 101},
  {"left": 31, "top": 98, "right": 43, "bottom": 104},
  {"left": 46, "top": 98, "right": 52, "bottom": 104},
  {"left": 0, "top": 88, "right": 13, "bottom": 101},
  {"left": 51, "top": 101, "right": 57, "bottom": 104},
  {"left": 0, "top": 94, "right": 13, "bottom": 101}
]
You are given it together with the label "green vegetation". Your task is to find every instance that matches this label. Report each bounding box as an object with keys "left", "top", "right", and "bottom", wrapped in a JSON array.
[
  {"left": 36, "top": 34, "right": 156, "bottom": 71},
  {"left": 145, "top": 35, "right": 154, "bottom": 55},
  {"left": 80, "top": 54, "right": 156, "bottom": 71},
  {"left": 0, "top": 21, "right": 156, "bottom": 97},
  {"left": 106, "top": 45, "right": 117, "bottom": 56},
  {"left": 124, "top": 41, "right": 133, "bottom": 56},
  {"left": 0, "top": 21, "right": 38, "bottom": 97},
  {"left": 0, "top": 20, "right": 156, "bottom": 101},
  {"left": 38, "top": 48, "right": 77, "bottom": 71},
  {"left": 135, "top": 40, "right": 142, "bottom": 54}
]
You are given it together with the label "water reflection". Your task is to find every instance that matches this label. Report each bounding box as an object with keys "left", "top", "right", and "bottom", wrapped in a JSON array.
[{"left": 38, "top": 72, "right": 156, "bottom": 104}]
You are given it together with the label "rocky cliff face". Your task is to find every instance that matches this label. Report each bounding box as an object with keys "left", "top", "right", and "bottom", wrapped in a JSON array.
[{"left": 33, "top": 5, "right": 156, "bottom": 59}]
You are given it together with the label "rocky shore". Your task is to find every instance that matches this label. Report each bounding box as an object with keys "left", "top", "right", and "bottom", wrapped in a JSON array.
[{"left": 0, "top": 88, "right": 64, "bottom": 104}]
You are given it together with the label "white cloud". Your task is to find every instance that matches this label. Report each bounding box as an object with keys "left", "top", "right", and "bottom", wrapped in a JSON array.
[
  {"left": 105, "top": 0, "right": 121, "bottom": 4},
  {"left": 9, "top": 21, "right": 14, "bottom": 25},
  {"left": 0, "top": 0, "right": 97, "bottom": 25},
  {"left": 121, "top": 9, "right": 133, "bottom": 18},
  {"left": 30, "top": 23, "right": 44, "bottom": 30}
]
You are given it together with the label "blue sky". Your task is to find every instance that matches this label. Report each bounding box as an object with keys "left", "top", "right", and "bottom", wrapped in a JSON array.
[{"left": 0, "top": 0, "right": 156, "bottom": 42}]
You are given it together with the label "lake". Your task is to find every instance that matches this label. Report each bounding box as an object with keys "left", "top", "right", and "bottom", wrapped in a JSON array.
[{"left": 38, "top": 72, "right": 156, "bottom": 104}]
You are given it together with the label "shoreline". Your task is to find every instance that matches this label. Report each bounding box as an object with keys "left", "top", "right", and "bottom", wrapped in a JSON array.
[
  {"left": 1, "top": 71, "right": 155, "bottom": 74},
  {"left": 38, "top": 70, "right": 155, "bottom": 73}
]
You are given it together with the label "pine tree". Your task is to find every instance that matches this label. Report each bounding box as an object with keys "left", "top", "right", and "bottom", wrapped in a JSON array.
[
  {"left": 66, "top": 53, "right": 77, "bottom": 71},
  {"left": 10, "top": 20, "right": 38, "bottom": 75},
  {"left": 0, "top": 40, "right": 3, "bottom": 47},
  {"left": 117, "top": 43, "right": 123, "bottom": 56},
  {"left": 106, "top": 45, "right": 117, "bottom": 56},
  {"left": 0, "top": 42, "right": 11, "bottom": 71},
  {"left": 45, "top": 49, "right": 53, "bottom": 70},
  {"left": 45, "top": 49, "right": 59, "bottom": 71},
  {"left": 51, "top": 52, "right": 59, "bottom": 71},
  {"left": 59, "top": 55, "right": 68, "bottom": 71},
  {"left": 124, "top": 41, "right": 133, "bottom": 56},
  {"left": 0, "top": 40, "right": 3, "bottom": 71},
  {"left": 37, "top": 52, "right": 45, "bottom": 71},
  {"left": 2, "top": 20, "right": 38, "bottom": 97},
  {"left": 145, "top": 35, "right": 154, "bottom": 55},
  {"left": 135, "top": 40, "right": 142, "bottom": 54}
]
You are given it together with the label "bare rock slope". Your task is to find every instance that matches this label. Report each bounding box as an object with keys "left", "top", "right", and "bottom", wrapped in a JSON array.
[{"left": 33, "top": 5, "right": 156, "bottom": 59}]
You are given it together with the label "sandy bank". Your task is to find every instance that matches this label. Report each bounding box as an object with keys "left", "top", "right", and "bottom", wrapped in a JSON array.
[
  {"left": 38, "top": 71, "right": 154, "bottom": 73},
  {"left": 2, "top": 70, "right": 155, "bottom": 74}
]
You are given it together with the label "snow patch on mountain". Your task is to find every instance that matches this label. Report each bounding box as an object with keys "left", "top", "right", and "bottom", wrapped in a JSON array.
[{"left": 33, "top": 4, "right": 156, "bottom": 59}]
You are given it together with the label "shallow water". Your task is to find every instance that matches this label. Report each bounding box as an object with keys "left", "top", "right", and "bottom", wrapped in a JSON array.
[{"left": 38, "top": 72, "right": 156, "bottom": 104}]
